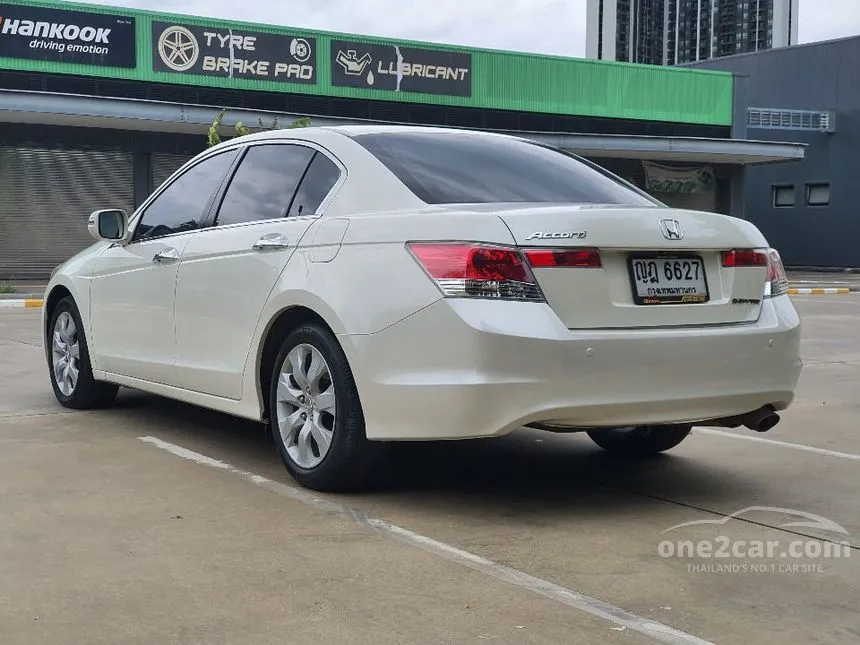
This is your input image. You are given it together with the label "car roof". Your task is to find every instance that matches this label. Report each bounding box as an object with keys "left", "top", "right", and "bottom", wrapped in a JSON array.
[
  {"left": 321, "top": 124, "right": 514, "bottom": 138},
  {"left": 216, "top": 123, "right": 522, "bottom": 148}
]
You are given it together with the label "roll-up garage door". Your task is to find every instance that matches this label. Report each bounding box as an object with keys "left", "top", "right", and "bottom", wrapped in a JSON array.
[
  {"left": 151, "top": 153, "right": 194, "bottom": 192},
  {"left": 0, "top": 146, "right": 134, "bottom": 281}
]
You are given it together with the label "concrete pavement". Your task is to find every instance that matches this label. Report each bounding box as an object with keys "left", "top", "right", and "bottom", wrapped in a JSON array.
[
  {"left": 2, "top": 414, "right": 659, "bottom": 645},
  {"left": 1, "top": 295, "right": 859, "bottom": 644}
]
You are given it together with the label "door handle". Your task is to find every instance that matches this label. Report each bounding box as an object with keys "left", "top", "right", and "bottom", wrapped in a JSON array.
[
  {"left": 253, "top": 232, "right": 290, "bottom": 251},
  {"left": 153, "top": 247, "right": 180, "bottom": 263}
]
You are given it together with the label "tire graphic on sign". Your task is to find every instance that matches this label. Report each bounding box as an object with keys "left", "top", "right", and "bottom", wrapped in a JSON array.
[{"left": 158, "top": 25, "right": 199, "bottom": 72}]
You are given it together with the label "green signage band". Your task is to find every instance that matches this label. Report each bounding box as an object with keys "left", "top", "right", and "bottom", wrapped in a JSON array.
[{"left": 0, "top": 0, "right": 735, "bottom": 126}]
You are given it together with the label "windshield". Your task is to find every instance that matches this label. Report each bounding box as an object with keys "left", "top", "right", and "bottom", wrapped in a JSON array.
[{"left": 351, "top": 131, "right": 661, "bottom": 207}]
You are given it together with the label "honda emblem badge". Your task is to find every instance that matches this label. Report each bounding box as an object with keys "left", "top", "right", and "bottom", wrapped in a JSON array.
[{"left": 659, "top": 218, "right": 684, "bottom": 240}]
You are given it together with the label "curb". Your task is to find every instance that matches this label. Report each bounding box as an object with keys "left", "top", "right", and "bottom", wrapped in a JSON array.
[
  {"left": 0, "top": 299, "right": 43, "bottom": 309},
  {"left": 788, "top": 288, "right": 852, "bottom": 296}
]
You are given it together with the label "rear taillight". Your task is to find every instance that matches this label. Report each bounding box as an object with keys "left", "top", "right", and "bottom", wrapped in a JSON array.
[
  {"left": 407, "top": 242, "right": 544, "bottom": 301},
  {"left": 524, "top": 248, "right": 602, "bottom": 268},
  {"left": 721, "top": 248, "right": 788, "bottom": 298},
  {"left": 721, "top": 249, "right": 769, "bottom": 267},
  {"left": 764, "top": 248, "right": 789, "bottom": 297}
]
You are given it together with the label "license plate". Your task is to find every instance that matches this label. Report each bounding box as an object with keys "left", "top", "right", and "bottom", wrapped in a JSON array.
[{"left": 628, "top": 256, "right": 709, "bottom": 305}]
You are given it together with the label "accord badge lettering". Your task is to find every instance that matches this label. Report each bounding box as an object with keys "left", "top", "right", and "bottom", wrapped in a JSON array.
[{"left": 525, "top": 231, "right": 587, "bottom": 241}]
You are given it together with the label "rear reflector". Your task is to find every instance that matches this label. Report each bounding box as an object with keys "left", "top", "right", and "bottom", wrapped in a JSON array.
[
  {"left": 407, "top": 242, "right": 544, "bottom": 301},
  {"left": 524, "top": 248, "right": 602, "bottom": 268},
  {"left": 721, "top": 249, "right": 768, "bottom": 267}
]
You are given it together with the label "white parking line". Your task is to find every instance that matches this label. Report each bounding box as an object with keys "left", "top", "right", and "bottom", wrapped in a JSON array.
[
  {"left": 696, "top": 428, "right": 860, "bottom": 461},
  {"left": 138, "top": 435, "right": 714, "bottom": 645}
]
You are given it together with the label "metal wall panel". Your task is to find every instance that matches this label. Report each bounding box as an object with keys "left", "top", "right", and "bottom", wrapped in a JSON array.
[
  {"left": 688, "top": 37, "right": 860, "bottom": 267},
  {"left": 0, "top": 146, "right": 134, "bottom": 280}
]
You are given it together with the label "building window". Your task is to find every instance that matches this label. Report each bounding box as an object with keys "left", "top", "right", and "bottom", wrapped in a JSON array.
[
  {"left": 772, "top": 185, "right": 795, "bottom": 208},
  {"left": 806, "top": 183, "right": 831, "bottom": 207}
]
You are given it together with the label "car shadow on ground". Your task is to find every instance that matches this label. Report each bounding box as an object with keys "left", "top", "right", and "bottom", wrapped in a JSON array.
[{"left": 106, "top": 388, "right": 754, "bottom": 518}]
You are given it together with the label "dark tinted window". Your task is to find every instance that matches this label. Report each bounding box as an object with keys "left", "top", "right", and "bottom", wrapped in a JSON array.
[
  {"left": 135, "top": 150, "right": 237, "bottom": 241},
  {"left": 287, "top": 153, "right": 341, "bottom": 217},
  {"left": 353, "top": 132, "right": 658, "bottom": 207},
  {"left": 216, "top": 144, "right": 315, "bottom": 226}
]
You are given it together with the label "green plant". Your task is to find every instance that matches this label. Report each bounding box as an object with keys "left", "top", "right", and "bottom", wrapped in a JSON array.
[
  {"left": 207, "top": 109, "right": 311, "bottom": 147},
  {"left": 207, "top": 109, "right": 226, "bottom": 147},
  {"left": 0, "top": 282, "right": 15, "bottom": 294}
]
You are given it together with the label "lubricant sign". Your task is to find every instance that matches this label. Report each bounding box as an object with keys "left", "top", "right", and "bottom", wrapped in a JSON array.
[
  {"left": 152, "top": 21, "right": 317, "bottom": 84},
  {"left": 0, "top": 3, "right": 136, "bottom": 67},
  {"left": 331, "top": 39, "right": 472, "bottom": 97}
]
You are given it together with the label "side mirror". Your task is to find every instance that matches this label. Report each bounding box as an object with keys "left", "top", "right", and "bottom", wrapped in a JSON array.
[{"left": 88, "top": 209, "right": 128, "bottom": 242}]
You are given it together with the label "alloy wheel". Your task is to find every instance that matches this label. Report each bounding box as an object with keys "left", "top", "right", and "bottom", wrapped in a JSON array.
[
  {"left": 52, "top": 311, "right": 80, "bottom": 397},
  {"left": 276, "top": 343, "right": 337, "bottom": 469}
]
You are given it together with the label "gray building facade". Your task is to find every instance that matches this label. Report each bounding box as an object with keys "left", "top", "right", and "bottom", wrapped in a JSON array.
[
  {"left": 688, "top": 35, "right": 859, "bottom": 268},
  {"left": 587, "top": 0, "right": 800, "bottom": 66}
]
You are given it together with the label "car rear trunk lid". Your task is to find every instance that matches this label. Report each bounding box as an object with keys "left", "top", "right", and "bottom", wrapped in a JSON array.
[{"left": 496, "top": 204, "right": 770, "bottom": 329}]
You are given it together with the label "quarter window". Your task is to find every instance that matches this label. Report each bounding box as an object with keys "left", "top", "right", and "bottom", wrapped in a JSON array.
[
  {"left": 215, "top": 144, "right": 315, "bottom": 226},
  {"left": 287, "top": 153, "right": 342, "bottom": 218},
  {"left": 134, "top": 149, "right": 237, "bottom": 241}
]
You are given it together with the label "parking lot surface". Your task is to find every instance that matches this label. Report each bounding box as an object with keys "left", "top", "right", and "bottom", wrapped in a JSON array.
[{"left": 1, "top": 296, "right": 858, "bottom": 644}]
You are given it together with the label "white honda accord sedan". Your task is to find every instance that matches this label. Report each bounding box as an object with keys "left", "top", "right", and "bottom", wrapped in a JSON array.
[{"left": 43, "top": 125, "right": 802, "bottom": 491}]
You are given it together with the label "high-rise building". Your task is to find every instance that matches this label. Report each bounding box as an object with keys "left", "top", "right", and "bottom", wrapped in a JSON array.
[{"left": 586, "top": 0, "right": 800, "bottom": 65}]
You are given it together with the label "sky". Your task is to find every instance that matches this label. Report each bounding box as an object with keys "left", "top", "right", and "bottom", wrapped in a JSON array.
[{"left": 76, "top": 0, "right": 860, "bottom": 59}]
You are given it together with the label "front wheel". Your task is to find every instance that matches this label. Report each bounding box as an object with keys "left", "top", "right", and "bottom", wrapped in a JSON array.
[
  {"left": 268, "top": 324, "right": 379, "bottom": 492},
  {"left": 587, "top": 425, "right": 692, "bottom": 456},
  {"left": 47, "top": 297, "right": 119, "bottom": 409}
]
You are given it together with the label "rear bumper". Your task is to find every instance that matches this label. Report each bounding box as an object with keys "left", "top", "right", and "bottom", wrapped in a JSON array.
[{"left": 343, "top": 296, "right": 802, "bottom": 441}]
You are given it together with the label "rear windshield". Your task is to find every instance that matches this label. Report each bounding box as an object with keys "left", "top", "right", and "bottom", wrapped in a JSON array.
[{"left": 351, "top": 132, "right": 660, "bottom": 207}]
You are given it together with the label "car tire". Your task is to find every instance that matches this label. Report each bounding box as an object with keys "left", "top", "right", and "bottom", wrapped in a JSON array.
[
  {"left": 47, "top": 296, "right": 119, "bottom": 410},
  {"left": 268, "top": 323, "right": 379, "bottom": 492},
  {"left": 586, "top": 425, "right": 692, "bottom": 456}
]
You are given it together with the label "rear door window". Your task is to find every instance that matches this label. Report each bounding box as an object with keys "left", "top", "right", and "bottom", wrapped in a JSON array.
[{"left": 215, "top": 144, "right": 315, "bottom": 226}]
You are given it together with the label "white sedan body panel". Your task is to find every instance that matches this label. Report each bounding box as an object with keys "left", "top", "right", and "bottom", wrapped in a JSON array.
[
  {"left": 173, "top": 216, "right": 313, "bottom": 400},
  {"left": 90, "top": 233, "right": 196, "bottom": 386},
  {"left": 42, "top": 125, "right": 803, "bottom": 440},
  {"left": 346, "top": 295, "right": 800, "bottom": 440},
  {"left": 41, "top": 242, "right": 106, "bottom": 358}
]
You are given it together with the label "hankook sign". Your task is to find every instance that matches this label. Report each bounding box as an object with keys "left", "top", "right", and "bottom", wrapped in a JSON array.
[
  {"left": 151, "top": 21, "right": 317, "bottom": 84},
  {"left": 331, "top": 39, "right": 471, "bottom": 97},
  {"left": 0, "top": 3, "right": 136, "bottom": 68}
]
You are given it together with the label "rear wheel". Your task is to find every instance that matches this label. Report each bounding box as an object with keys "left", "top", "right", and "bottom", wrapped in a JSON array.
[
  {"left": 587, "top": 425, "right": 692, "bottom": 456},
  {"left": 47, "top": 297, "right": 118, "bottom": 409},
  {"left": 268, "top": 324, "right": 378, "bottom": 492}
]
